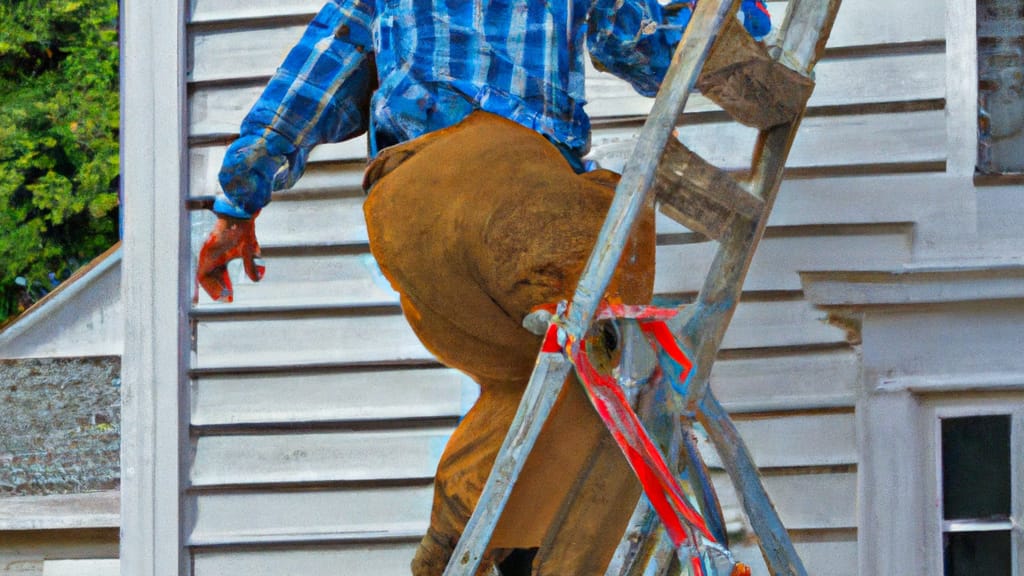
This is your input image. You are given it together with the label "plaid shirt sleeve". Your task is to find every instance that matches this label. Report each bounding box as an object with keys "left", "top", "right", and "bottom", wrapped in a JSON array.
[
  {"left": 217, "top": 0, "right": 376, "bottom": 217},
  {"left": 587, "top": 0, "right": 690, "bottom": 96},
  {"left": 588, "top": 0, "right": 769, "bottom": 97}
]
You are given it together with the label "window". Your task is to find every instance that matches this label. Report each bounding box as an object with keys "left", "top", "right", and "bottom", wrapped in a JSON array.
[
  {"left": 931, "top": 403, "right": 1023, "bottom": 576},
  {"left": 977, "top": 0, "right": 1024, "bottom": 174},
  {"left": 941, "top": 415, "right": 1013, "bottom": 575}
]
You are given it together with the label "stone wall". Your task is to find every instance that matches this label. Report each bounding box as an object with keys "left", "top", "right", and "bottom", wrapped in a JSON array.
[
  {"left": 977, "top": 0, "right": 1024, "bottom": 173},
  {"left": 0, "top": 357, "right": 120, "bottom": 496}
]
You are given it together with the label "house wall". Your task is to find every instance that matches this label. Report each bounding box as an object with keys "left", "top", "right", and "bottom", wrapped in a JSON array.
[
  {"left": 169, "top": 0, "right": 1007, "bottom": 573},
  {"left": 0, "top": 528, "right": 118, "bottom": 576},
  {"left": 0, "top": 251, "right": 122, "bottom": 360},
  {"left": 0, "top": 355, "right": 121, "bottom": 576}
]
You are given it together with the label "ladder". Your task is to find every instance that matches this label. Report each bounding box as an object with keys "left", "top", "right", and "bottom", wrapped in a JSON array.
[{"left": 444, "top": 0, "right": 842, "bottom": 574}]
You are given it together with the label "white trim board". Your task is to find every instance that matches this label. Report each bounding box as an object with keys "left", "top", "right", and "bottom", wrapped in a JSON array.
[
  {"left": 0, "top": 491, "right": 119, "bottom": 531},
  {"left": 801, "top": 264, "right": 1024, "bottom": 307},
  {"left": 120, "top": 0, "right": 189, "bottom": 573}
]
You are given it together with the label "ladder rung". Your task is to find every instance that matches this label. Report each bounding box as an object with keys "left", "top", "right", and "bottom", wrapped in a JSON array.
[
  {"left": 697, "top": 15, "right": 815, "bottom": 129},
  {"left": 653, "top": 137, "right": 764, "bottom": 240}
]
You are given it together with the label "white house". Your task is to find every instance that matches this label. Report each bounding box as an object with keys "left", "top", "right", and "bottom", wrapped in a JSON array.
[{"left": 115, "top": 0, "right": 1024, "bottom": 573}]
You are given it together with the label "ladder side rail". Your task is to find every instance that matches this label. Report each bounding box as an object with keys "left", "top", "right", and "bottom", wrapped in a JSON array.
[
  {"left": 685, "top": 118, "right": 809, "bottom": 576},
  {"left": 675, "top": 123, "right": 795, "bottom": 410},
  {"left": 675, "top": 3, "right": 843, "bottom": 574},
  {"left": 679, "top": 417, "right": 728, "bottom": 545},
  {"left": 605, "top": 368, "right": 677, "bottom": 576},
  {"left": 613, "top": 3, "right": 846, "bottom": 573},
  {"left": 678, "top": 0, "right": 843, "bottom": 409},
  {"left": 606, "top": 365, "right": 729, "bottom": 575},
  {"left": 448, "top": 2, "right": 741, "bottom": 573},
  {"left": 606, "top": 498, "right": 663, "bottom": 576},
  {"left": 565, "top": 0, "right": 739, "bottom": 341},
  {"left": 641, "top": 529, "right": 680, "bottom": 576},
  {"left": 443, "top": 352, "right": 573, "bottom": 576},
  {"left": 698, "top": 392, "right": 804, "bottom": 576},
  {"left": 773, "top": 0, "right": 844, "bottom": 76},
  {"left": 621, "top": 407, "right": 733, "bottom": 575}
]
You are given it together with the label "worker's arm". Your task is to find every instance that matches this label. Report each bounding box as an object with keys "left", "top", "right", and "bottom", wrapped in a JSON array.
[
  {"left": 215, "top": 0, "right": 377, "bottom": 218},
  {"left": 587, "top": 0, "right": 770, "bottom": 97},
  {"left": 197, "top": 0, "right": 376, "bottom": 302}
]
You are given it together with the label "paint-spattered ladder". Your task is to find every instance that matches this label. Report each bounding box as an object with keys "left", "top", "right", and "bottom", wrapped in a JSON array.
[{"left": 444, "top": 0, "right": 843, "bottom": 574}]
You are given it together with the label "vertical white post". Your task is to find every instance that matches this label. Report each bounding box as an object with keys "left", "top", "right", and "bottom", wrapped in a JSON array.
[
  {"left": 120, "top": 0, "right": 188, "bottom": 573},
  {"left": 945, "top": 0, "right": 978, "bottom": 177}
]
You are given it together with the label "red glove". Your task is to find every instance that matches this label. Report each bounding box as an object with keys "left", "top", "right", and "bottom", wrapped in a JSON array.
[{"left": 195, "top": 214, "right": 264, "bottom": 303}]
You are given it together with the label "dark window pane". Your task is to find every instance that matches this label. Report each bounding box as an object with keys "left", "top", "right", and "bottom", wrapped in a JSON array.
[
  {"left": 941, "top": 415, "right": 1011, "bottom": 519},
  {"left": 944, "top": 531, "right": 1012, "bottom": 576}
]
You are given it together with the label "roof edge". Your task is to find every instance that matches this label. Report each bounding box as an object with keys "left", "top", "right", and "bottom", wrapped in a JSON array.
[{"left": 0, "top": 242, "right": 122, "bottom": 340}]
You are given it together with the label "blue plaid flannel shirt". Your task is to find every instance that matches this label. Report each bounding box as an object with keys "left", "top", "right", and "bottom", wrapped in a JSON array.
[{"left": 215, "top": 0, "right": 770, "bottom": 218}]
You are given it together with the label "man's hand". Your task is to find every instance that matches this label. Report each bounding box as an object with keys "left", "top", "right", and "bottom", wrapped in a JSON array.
[{"left": 195, "top": 215, "right": 265, "bottom": 303}]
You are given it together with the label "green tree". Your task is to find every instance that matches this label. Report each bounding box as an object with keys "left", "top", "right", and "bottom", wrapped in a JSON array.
[{"left": 0, "top": 0, "right": 120, "bottom": 325}]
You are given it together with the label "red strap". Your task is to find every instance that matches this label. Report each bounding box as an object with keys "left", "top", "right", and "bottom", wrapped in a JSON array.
[
  {"left": 640, "top": 320, "right": 693, "bottom": 376},
  {"left": 541, "top": 323, "right": 561, "bottom": 353},
  {"left": 533, "top": 303, "right": 710, "bottom": 572},
  {"left": 568, "top": 321, "right": 712, "bottom": 546}
]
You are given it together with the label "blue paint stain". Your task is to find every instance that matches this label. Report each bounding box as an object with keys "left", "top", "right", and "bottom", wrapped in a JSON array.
[
  {"left": 360, "top": 253, "right": 400, "bottom": 298},
  {"left": 459, "top": 374, "right": 481, "bottom": 420}
]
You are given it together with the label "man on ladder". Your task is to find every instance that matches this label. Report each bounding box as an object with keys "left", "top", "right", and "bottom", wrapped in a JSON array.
[{"left": 195, "top": 2, "right": 770, "bottom": 574}]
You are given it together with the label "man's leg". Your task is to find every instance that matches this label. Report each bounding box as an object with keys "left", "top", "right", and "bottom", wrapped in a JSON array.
[{"left": 364, "top": 112, "right": 656, "bottom": 575}]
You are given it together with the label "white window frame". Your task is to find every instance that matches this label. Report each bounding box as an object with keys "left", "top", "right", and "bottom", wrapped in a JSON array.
[
  {"left": 859, "top": 374, "right": 1024, "bottom": 575},
  {"left": 925, "top": 396, "right": 1024, "bottom": 576}
]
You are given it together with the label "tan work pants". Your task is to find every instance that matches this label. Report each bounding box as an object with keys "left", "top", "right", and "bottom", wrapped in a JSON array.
[{"left": 363, "top": 111, "right": 656, "bottom": 575}]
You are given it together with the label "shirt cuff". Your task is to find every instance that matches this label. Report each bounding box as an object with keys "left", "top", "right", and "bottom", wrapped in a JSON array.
[{"left": 212, "top": 195, "right": 255, "bottom": 219}]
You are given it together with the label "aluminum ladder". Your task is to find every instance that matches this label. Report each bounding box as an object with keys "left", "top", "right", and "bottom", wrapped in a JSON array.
[{"left": 444, "top": 0, "right": 843, "bottom": 574}]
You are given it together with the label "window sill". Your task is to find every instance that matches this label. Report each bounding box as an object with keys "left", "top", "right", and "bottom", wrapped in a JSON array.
[{"left": 974, "top": 172, "right": 1024, "bottom": 187}]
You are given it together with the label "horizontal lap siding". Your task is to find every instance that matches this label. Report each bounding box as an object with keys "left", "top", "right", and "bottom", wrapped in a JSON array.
[{"left": 185, "top": 0, "right": 946, "bottom": 572}]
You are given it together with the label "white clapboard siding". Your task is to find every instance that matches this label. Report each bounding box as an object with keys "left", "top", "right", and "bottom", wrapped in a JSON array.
[
  {"left": 194, "top": 312, "right": 430, "bottom": 370},
  {"left": 191, "top": 49, "right": 944, "bottom": 134},
  {"left": 191, "top": 349, "right": 857, "bottom": 425},
  {"left": 189, "top": 151, "right": 366, "bottom": 199},
  {"left": 191, "top": 538, "right": 859, "bottom": 576},
  {"left": 583, "top": 48, "right": 944, "bottom": 118},
  {"left": 187, "top": 0, "right": 943, "bottom": 52},
  {"left": 42, "top": 559, "right": 120, "bottom": 576},
  {"left": 218, "top": 253, "right": 399, "bottom": 308},
  {"left": 193, "top": 298, "right": 847, "bottom": 370},
  {"left": 188, "top": 153, "right": 962, "bottom": 230},
  {"left": 191, "top": 108, "right": 946, "bottom": 170},
  {"left": 698, "top": 412, "right": 858, "bottom": 469},
  {"left": 186, "top": 0, "right": 943, "bottom": 84},
  {"left": 711, "top": 349, "right": 860, "bottom": 412},
  {"left": 192, "top": 543, "right": 421, "bottom": 576},
  {"left": 188, "top": 158, "right": 959, "bottom": 245},
  {"left": 175, "top": 0, "right": 962, "bottom": 566},
  {"left": 188, "top": 485, "right": 433, "bottom": 546},
  {"left": 237, "top": 186, "right": 915, "bottom": 252},
  {"left": 589, "top": 109, "right": 945, "bottom": 174},
  {"left": 712, "top": 471, "right": 858, "bottom": 531},
  {"left": 253, "top": 195, "right": 368, "bottom": 248},
  {"left": 190, "top": 428, "right": 452, "bottom": 486},
  {"left": 654, "top": 225, "right": 913, "bottom": 294},
  {"left": 191, "top": 368, "right": 471, "bottom": 426},
  {"left": 189, "top": 0, "right": 322, "bottom": 24},
  {"left": 205, "top": 223, "right": 911, "bottom": 303},
  {"left": 731, "top": 535, "right": 858, "bottom": 576}
]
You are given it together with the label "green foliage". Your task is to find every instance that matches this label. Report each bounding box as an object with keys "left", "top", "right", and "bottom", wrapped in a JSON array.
[{"left": 0, "top": 0, "right": 119, "bottom": 324}]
